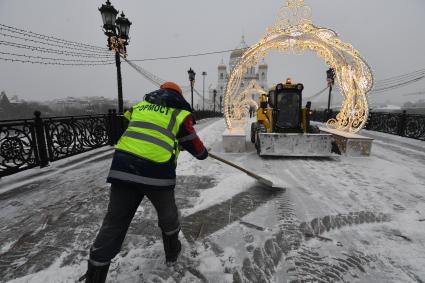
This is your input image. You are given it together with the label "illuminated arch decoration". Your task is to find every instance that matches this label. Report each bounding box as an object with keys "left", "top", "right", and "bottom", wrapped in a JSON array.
[
  {"left": 233, "top": 80, "right": 266, "bottom": 119},
  {"left": 224, "top": 0, "right": 374, "bottom": 133}
]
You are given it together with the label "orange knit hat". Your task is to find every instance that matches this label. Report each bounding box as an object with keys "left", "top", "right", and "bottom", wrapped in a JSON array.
[{"left": 160, "top": 82, "right": 183, "bottom": 96}]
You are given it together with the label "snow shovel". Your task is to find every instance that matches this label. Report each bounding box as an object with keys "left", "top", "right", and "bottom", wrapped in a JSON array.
[{"left": 208, "top": 152, "right": 284, "bottom": 190}]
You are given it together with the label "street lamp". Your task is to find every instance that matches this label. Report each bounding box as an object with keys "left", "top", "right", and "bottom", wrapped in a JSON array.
[
  {"left": 219, "top": 95, "right": 223, "bottom": 114},
  {"left": 213, "top": 89, "right": 217, "bottom": 113},
  {"left": 202, "top": 71, "right": 207, "bottom": 111},
  {"left": 326, "top": 67, "right": 335, "bottom": 119},
  {"left": 99, "top": 0, "right": 132, "bottom": 114},
  {"left": 187, "top": 68, "right": 196, "bottom": 110}
]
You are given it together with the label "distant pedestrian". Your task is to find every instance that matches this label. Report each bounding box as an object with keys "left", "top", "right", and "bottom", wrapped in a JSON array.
[
  {"left": 249, "top": 106, "right": 255, "bottom": 118},
  {"left": 80, "top": 82, "right": 208, "bottom": 283}
]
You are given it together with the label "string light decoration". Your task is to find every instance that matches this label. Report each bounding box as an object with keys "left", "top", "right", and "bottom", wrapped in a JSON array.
[
  {"left": 0, "top": 31, "right": 111, "bottom": 55},
  {"left": 0, "top": 51, "right": 114, "bottom": 63},
  {"left": 0, "top": 56, "right": 114, "bottom": 66},
  {"left": 109, "top": 36, "right": 127, "bottom": 57},
  {"left": 0, "top": 23, "right": 108, "bottom": 51},
  {"left": 224, "top": 0, "right": 374, "bottom": 133},
  {"left": 0, "top": 40, "right": 113, "bottom": 58},
  {"left": 233, "top": 80, "right": 266, "bottom": 120}
]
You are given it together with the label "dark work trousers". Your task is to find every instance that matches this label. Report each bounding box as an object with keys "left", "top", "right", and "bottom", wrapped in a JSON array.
[{"left": 89, "top": 183, "right": 179, "bottom": 263}]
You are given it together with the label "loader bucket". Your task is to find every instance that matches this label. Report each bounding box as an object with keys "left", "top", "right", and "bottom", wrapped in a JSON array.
[{"left": 257, "top": 133, "right": 333, "bottom": 157}]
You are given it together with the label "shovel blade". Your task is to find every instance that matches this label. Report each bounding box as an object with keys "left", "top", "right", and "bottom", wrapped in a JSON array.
[
  {"left": 257, "top": 177, "right": 273, "bottom": 187},
  {"left": 256, "top": 177, "right": 285, "bottom": 191},
  {"left": 209, "top": 152, "right": 285, "bottom": 191}
]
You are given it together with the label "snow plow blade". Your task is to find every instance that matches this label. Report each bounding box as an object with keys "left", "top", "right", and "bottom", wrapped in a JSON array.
[{"left": 258, "top": 133, "right": 333, "bottom": 157}]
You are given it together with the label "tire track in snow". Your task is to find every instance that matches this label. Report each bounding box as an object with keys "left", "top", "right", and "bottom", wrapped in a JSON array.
[
  {"left": 285, "top": 212, "right": 390, "bottom": 283},
  {"left": 140, "top": 184, "right": 283, "bottom": 282},
  {"left": 232, "top": 196, "right": 391, "bottom": 283},
  {"left": 181, "top": 185, "right": 282, "bottom": 243}
]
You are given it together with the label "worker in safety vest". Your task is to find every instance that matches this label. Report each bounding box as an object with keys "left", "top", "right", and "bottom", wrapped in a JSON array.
[{"left": 81, "top": 82, "right": 208, "bottom": 283}]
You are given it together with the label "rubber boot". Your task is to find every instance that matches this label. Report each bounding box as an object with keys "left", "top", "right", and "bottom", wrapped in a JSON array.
[
  {"left": 79, "top": 259, "right": 110, "bottom": 283},
  {"left": 162, "top": 230, "right": 182, "bottom": 265}
]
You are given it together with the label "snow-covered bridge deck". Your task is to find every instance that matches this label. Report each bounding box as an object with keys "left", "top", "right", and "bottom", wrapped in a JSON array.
[{"left": 0, "top": 119, "right": 424, "bottom": 282}]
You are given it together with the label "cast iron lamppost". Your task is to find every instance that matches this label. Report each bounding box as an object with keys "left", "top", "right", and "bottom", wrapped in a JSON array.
[
  {"left": 219, "top": 95, "right": 223, "bottom": 114},
  {"left": 187, "top": 68, "right": 196, "bottom": 110},
  {"left": 202, "top": 71, "right": 207, "bottom": 111},
  {"left": 326, "top": 67, "right": 335, "bottom": 119},
  {"left": 99, "top": 0, "right": 132, "bottom": 114},
  {"left": 213, "top": 89, "right": 217, "bottom": 113}
]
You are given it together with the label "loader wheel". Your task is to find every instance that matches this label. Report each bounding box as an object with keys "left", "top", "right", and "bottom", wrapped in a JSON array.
[
  {"left": 255, "top": 132, "right": 261, "bottom": 155},
  {"left": 250, "top": 122, "right": 258, "bottom": 144},
  {"left": 255, "top": 124, "right": 266, "bottom": 155}
]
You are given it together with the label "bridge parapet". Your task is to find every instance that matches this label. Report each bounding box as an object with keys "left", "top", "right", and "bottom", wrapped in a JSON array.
[
  {"left": 312, "top": 110, "right": 425, "bottom": 141},
  {"left": 0, "top": 111, "right": 124, "bottom": 178},
  {"left": 0, "top": 110, "right": 222, "bottom": 178}
]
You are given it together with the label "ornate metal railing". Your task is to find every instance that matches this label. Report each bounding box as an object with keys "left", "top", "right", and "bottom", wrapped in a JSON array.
[
  {"left": 0, "top": 111, "right": 120, "bottom": 178},
  {"left": 0, "top": 109, "right": 223, "bottom": 178},
  {"left": 0, "top": 119, "right": 40, "bottom": 177},
  {"left": 366, "top": 111, "right": 425, "bottom": 140},
  {"left": 44, "top": 115, "right": 110, "bottom": 161},
  {"left": 311, "top": 110, "right": 425, "bottom": 141}
]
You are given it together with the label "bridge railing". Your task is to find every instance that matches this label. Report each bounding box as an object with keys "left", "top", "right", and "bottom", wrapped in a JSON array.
[
  {"left": 311, "top": 110, "right": 425, "bottom": 141},
  {"left": 0, "top": 118, "right": 40, "bottom": 177},
  {"left": 193, "top": 110, "right": 223, "bottom": 121},
  {"left": 0, "top": 110, "right": 222, "bottom": 178}
]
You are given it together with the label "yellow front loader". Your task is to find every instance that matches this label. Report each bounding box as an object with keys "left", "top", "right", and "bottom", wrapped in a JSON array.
[{"left": 250, "top": 80, "right": 332, "bottom": 157}]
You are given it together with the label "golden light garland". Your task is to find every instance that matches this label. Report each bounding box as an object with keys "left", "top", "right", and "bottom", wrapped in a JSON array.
[
  {"left": 233, "top": 80, "right": 266, "bottom": 119},
  {"left": 224, "top": 0, "right": 374, "bottom": 133},
  {"left": 110, "top": 37, "right": 127, "bottom": 57}
]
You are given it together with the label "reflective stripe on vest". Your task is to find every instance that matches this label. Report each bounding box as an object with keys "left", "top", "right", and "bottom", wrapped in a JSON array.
[
  {"left": 108, "top": 170, "right": 176, "bottom": 186},
  {"left": 116, "top": 101, "right": 190, "bottom": 163},
  {"left": 122, "top": 131, "right": 174, "bottom": 152},
  {"left": 128, "top": 121, "right": 175, "bottom": 140},
  {"left": 167, "top": 109, "right": 182, "bottom": 132}
]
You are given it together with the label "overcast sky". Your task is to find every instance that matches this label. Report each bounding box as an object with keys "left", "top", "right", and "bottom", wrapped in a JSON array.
[{"left": 0, "top": 0, "right": 424, "bottom": 107}]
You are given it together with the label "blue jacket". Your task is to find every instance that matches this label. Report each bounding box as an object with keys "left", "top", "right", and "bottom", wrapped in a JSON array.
[{"left": 107, "top": 89, "right": 208, "bottom": 190}]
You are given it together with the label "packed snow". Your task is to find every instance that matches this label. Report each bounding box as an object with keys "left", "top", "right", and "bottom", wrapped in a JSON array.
[{"left": 0, "top": 118, "right": 424, "bottom": 282}]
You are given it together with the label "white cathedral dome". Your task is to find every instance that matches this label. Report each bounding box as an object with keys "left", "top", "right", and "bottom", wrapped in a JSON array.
[{"left": 230, "top": 35, "right": 249, "bottom": 60}]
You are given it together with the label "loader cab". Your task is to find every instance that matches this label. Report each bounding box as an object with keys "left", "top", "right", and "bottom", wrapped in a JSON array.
[{"left": 271, "top": 82, "right": 304, "bottom": 133}]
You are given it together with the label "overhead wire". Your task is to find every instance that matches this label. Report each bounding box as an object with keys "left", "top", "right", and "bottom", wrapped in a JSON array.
[
  {"left": 374, "top": 75, "right": 425, "bottom": 89},
  {"left": 0, "top": 51, "right": 115, "bottom": 63},
  {"left": 371, "top": 75, "right": 425, "bottom": 93},
  {"left": 1, "top": 23, "right": 245, "bottom": 62},
  {"left": 0, "top": 56, "right": 114, "bottom": 66},
  {"left": 0, "top": 23, "right": 108, "bottom": 52},
  {"left": 1, "top": 22, "right": 425, "bottom": 97},
  {"left": 0, "top": 40, "right": 113, "bottom": 58},
  {"left": 371, "top": 68, "right": 425, "bottom": 92},
  {"left": 304, "top": 86, "right": 329, "bottom": 100},
  {"left": 0, "top": 30, "right": 111, "bottom": 55},
  {"left": 126, "top": 48, "right": 247, "bottom": 62},
  {"left": 121, "top": 56, "right": 164, "bottom": 87},
  {"left": 122, "top": 55, "right": 205, "bottom": 99},
  {"left": 374, "top": 68, "right": 425, "bottom": 85}
]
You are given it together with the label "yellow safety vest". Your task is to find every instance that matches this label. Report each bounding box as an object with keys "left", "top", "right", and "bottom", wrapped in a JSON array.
[{"left": 116, "top": 101, "right": 191, "bottom": 163}]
